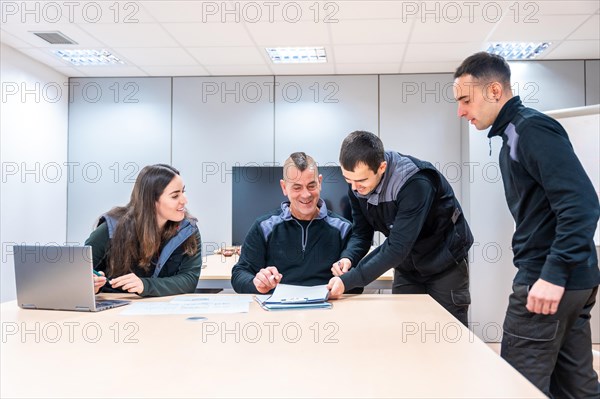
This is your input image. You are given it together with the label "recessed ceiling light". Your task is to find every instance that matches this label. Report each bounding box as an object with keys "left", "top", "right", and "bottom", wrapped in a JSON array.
[
  {"left": 487, "top": 42, "right": 551, "bottom": 60},
  {"left": 266, "top": 47, "right": 327, "bottom": 64},
  {"left": 52, "top": 49, "right": 125, "bottom": 66}
]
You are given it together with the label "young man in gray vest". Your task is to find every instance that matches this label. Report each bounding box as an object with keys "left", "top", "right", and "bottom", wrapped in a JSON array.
[{"left": 327, "top": 131, "right": 473, "bottom": 326}]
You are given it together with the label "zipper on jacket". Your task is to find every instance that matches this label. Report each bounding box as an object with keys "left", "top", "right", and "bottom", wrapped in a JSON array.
[{"left": 293, "top": 219, "right": 314, "bottom": 258}]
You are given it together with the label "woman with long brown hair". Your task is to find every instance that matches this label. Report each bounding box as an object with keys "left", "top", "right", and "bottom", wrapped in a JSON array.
[{"left": 85, "top": 164, "right": 202, "bottom": 297}]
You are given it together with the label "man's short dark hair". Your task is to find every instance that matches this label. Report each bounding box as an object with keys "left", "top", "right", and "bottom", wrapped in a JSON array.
[
  {"left": 283, "top": 152, "right": 317, "bottom": 181},
  {"left": 339, "top": 131, "right": 385, "bottom": 174},
  {"left": 454, "top": 52, "right": 512, "bottom": 89}
]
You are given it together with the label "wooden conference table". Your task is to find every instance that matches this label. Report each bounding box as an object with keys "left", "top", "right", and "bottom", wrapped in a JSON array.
[
  {"left": 0, "top": 294, "right": 543, "bottom": 398},
  {"left": 199, "top": 254, "right": 394, "bottom": 290}
]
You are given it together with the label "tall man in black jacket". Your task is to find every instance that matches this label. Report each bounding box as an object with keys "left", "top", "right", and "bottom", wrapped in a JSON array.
[
  {"left": 327, "top": 131, "right": 474, "bottom": 326},
  {"left": 454, "top": 52, "right": 599, "bottom": 397}
]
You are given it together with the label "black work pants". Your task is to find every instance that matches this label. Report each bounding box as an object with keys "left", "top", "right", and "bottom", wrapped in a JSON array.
[
  {"left": 392, "top": 259, "right": 470, "bottom": 326},
  {"left": 501, "top": 284, "right": 599, "bottom": 398}
]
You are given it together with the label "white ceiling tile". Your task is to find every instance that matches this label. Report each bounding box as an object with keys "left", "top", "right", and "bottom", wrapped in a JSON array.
[
  {"left": 140, "top": 65, "right": 210, "bottom": 76},
  {"left": 188, "top": 46, "right": 266, "bottom": 65},
  {"left": 53, "top": 66, "right": 88, "bottom": 77},
  {"left": 245, "top": 20, "right": 330, "bottom": 46},
  {"left": 162, "top": 22, "right": 254, "bottom": 46},
  {"left": 334, "top": 44, "right": 406, "bottom": 63},
  {"left": 335, "top": 63, "right": 401, "bottom": 74},
  {"left": 411, "top": 18, "right": 496, "bottom": 43},
  {"left": 269, "top": 62, "right": 335, "bottom": 75},
  {"left": 78, "top": 66, "right": 149, "bottom": 77},
  {"left": 75, "top": 2, "right": 156, "bottom": 24},
  {"left": 114, "top": 48, "right": 198, "bottom": 66},
  {"left": 400, "top": 61, "right": 459, "bottom": 74},
  {"left": 490, "top": 15, "right": 590, "bottom": 42},
  {"left": 569, "top": 15, "right": 600, "bottom": 40},
  {"left": 204, "top": 64, "right": 273, "bottom": 76},
  {"left": 334, "top": 1, "right": 407, "bottom": 20},
  {"left": 0, "top": 1, "right": 598, "bottom": 77},
  {"left": 334, "top": 1, "right": 514, "bottom": 24},
  {"left": 331, "top": 19, "right": 413, "bottom": 44},
  {"left": 1, "top": 24, "right": 104, "bottom": 48},
  {"left": 542, "top": 40, "right": 600, "bottom": 59},
  {"left": 404, "top": 42, "right": 484, "bottom": 63},
  {"left": 535, "top": 1, "right": 600, "bottom": 15},
  {"left": 230, "top": 1, "right": 336, "bottom": 22},
  {"left": 0, "top": 1, "right": 156, "bottom": 24},
  {"left": 143, "top": 0, "right": 318, "bottom": 23},
  {"left": 17, "top": 48, "right": 69, "bottom": 67},
  {"left": 0, "top": 30, "right": 33, "bottom": 48},
  {"left": 79, "top": 23, "right": 179, "bottom": 47},
  {"left": 142, "top": 1, "right": 207, "bottom": 22}
]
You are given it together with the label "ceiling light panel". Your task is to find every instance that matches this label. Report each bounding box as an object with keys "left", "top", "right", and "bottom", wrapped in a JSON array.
[
  {"left": 266, "top": 47, "right": 327, "bottom": 63},
  {"left": 487, "top": 42, "right": 552, "bottom": 60},
  {"left": 53, "top": 49, "right": 125, "bottom": 66}
]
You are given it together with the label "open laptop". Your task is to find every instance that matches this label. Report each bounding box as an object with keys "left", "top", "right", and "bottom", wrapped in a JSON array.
[{"left": 13, "top": 245, "right": 130, "bottom": 312}]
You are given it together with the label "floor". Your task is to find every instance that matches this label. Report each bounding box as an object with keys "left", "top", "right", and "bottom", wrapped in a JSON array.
[{"left": 487, "top": 343, "right": 600, "bottom": 381}]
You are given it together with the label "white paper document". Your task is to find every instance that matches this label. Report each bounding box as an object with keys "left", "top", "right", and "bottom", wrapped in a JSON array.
[
  {"left": 120, "top": 296, "right": 250, "bottom": 315},
  {"left": 255, "top": 284, "right": 332, "bottom": 311},
  {"left": 266, "top": 284, "right": 330, "bottom": 304}
]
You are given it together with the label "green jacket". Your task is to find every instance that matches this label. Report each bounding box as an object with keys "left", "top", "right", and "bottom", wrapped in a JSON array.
[{"left": 85, "top": 220, "right": 202, "bottom": 297}]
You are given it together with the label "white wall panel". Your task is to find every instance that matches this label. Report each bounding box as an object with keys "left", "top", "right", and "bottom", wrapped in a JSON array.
[
  {"left": 274, "top": 75, "right": 379, "bottom": 165},
  {"left": 1, "top": 44, "right": 68, "bottom": 302},
  {"left": 67, "top": 77, "right": 172, "bottom": 244},
  {"left": 509, "top": 60, "right": 586, "bottom": 111},
  {"left": 380, "top": 73, "right": 463, "bottom": 201},
  {"left": 172, "top": 77, "right": 275, "bottom": 251}
]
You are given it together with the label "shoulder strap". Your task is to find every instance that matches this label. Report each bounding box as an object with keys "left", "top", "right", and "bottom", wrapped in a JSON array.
[
  {"left": 99, "top": 214, "right": 119, "bottom": 239},
  {"left": 153, "top": 219, "right": 197, "bottom": 278}
]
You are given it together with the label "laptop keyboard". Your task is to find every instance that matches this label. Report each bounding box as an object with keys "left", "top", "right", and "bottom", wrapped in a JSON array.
[{"left": 96, "top": 299, "right": 130, "bottom": 310}]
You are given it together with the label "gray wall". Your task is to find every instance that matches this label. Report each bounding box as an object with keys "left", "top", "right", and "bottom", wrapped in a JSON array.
[{"left": 586, "top": 60, "right": 600, "bottom": 105}]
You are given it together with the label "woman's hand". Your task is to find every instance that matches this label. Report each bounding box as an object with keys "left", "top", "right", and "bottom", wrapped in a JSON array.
[
  {"left": 93, "top": 271, "right": 107, "bottom": 294},
  {"left": 110, "top": 273, "right": 144, "bottom": 295}
]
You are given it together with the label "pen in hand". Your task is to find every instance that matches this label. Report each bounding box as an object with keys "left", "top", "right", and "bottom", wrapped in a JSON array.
[{"left": 93, "top": 269, "right": 110, "bottom": 284}]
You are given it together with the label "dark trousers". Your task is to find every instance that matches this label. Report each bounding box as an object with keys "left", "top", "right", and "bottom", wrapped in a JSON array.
[
  {"left": 392, "top": 259, "right": 470, "bottom": 326},
  {"left": 501, "top": 284, "right": 600, "bottom": 398}
]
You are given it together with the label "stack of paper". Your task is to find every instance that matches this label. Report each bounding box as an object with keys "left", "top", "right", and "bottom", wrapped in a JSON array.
[
  {"left": 255, "top": 284, "right": 332, "bottom": 311},
  {"left": 120, "top": 296, "right": 252, "bottom": 315}
]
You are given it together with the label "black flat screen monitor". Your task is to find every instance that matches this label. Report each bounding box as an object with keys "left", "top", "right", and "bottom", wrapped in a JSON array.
[{"left": 232, "top": 166, "right": 352, "bottom": 245}]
